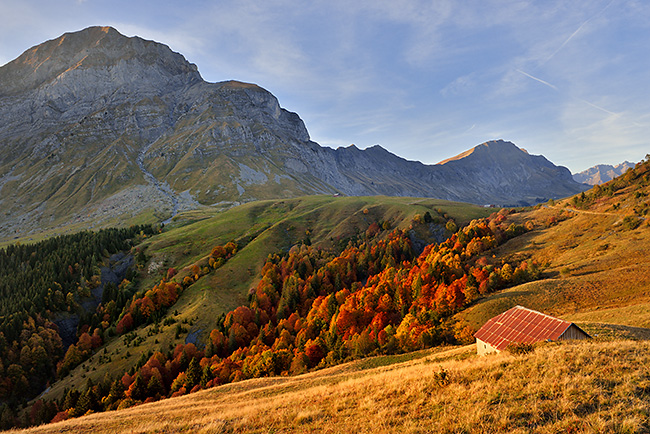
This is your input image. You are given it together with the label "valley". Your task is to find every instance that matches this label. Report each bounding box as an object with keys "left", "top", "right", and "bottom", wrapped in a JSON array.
[
  {"left": 135, "top": 141, "right": 182, "bottom": 225},
  {"left": 29, "top": 195, "right": 493, "bottom": 407}
]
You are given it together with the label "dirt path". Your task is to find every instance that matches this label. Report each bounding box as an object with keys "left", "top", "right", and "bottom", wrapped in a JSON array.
[{"left": 562, "top": 207, "right": 619, "bottom": 217}]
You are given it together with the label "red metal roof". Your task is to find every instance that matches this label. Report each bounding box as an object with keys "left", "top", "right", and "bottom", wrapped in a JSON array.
[{"left": 474, "top": 306, "right": 572, "bottom": 351}]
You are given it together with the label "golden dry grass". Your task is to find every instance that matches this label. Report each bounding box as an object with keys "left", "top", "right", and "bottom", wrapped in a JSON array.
[
  {"left": 12, "top": 340, "right": 650, "bottom": 434},
  {"left": 459, "top": 205, "right": 650, "bottom": 330}
]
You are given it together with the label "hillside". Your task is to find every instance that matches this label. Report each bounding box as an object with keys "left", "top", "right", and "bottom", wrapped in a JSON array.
[
  {"left": 0, "top": 26, "right": 586, "bottom": 241},
  {"left": 0, "top": 195, "right": 492, "bottom": 425},
  {"left": 2, "top": 192, "right": 559, "bottom": 430},
  {"left": 124, "top": 194, "right": 491, "bottom": 326},
  {"left": 4, "top": 156, "right": 650, "bottom": 428},
  {"left": 13, "top": 339, "right": 650, "bottom": 433},
  {"left": 457, "top": 157, "right": 650, "bottom": 334},
  {"left": 2, "top": 158, "right": 648, "bottom": 430}
]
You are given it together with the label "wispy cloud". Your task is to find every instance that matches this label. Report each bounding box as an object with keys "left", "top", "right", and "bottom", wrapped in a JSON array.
[
  {"left": 440, "top": 73, "right": 477, "bottom": 97},
  {"left": 559, "top": 99, "right": 646, "bottom": 171}
]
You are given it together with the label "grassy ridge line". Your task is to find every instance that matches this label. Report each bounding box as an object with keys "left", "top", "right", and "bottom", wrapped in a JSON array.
[{"left": 15, "top": 340, "right": 650, "bottom": 433}]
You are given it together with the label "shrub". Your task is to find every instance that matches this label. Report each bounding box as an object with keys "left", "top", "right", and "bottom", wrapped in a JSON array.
[
  {"left": 621, "top": 216, "right": 641, "bottom": 231},
  {"left": 506, "top": 342, "right": 535, "bottom": 355}
]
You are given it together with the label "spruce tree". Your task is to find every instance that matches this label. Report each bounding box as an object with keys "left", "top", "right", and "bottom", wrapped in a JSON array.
[
  {"left": 186, "top": 357, "right": 201, "bottom": 389},
  {"left": 147, "top": 375, "right": 165, "bottom": 398},
  {"left": 107, "top": 379, "right": 125, "bottom": 405},
  {"left": 200, "top": 364, "right": 214, "bottom": 387},
  {"left": 129, "top": 373, "right": 147, "bottom": 401}
]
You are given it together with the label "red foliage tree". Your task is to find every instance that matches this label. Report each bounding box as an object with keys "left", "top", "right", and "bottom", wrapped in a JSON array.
[{"left": 116, "top": 313, "right": 134, "bottom": 334}]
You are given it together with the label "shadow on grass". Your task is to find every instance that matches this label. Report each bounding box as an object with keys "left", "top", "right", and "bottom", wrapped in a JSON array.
[{"left": 579, "top": 322, "right": 650, "bottom": 340}]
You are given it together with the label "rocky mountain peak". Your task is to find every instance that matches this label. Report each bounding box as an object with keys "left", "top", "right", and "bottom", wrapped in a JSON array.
[
  {"left": 0, "top": 26, "right": 201, "bottom": 97},
  {"left": 573, "top": 161, "right": 636, "bottom": 185},
  {"left": 437, "top": 140, "right": 523, "bottom": 165},
  {"left": 428, "top": 139, "right": 581, "bottom": 205}
]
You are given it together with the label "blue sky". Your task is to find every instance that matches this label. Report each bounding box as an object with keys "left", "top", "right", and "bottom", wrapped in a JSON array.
[{"left": 1, "top": 0, "right": 648, "bottom": 173}]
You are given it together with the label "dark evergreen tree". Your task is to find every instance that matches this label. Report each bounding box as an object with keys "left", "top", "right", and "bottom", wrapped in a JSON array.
[
  {"left": 186, "top": 357, "right": 201, "bottom": 389},
  {"left": 200, "top": 364, "right": 214, "bottom": 387},
  {"left": 147, "top": 375, "right": 165, "bottom": 398},
  {"left": 128, "top": 374, "right": 147, "bottom": 402}
]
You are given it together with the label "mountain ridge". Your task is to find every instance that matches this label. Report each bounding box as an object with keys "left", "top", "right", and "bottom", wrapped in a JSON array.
[
  {"left": 0, "top": 26, "right": 201, "bottom": 97},
  {"left": 0, "top": 26, "right": 587, "bottom": 241},
  {"left": 573, "top": 161, "right": 636, "bottom": 185}
]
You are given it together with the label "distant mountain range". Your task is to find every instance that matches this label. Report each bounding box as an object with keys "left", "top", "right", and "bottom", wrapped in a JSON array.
[
  {"left": 573, "top": 161, "right": 636, "bottom": 185},
  {"left": 0, "top": 26, "right": 587, "bottom": 240}
]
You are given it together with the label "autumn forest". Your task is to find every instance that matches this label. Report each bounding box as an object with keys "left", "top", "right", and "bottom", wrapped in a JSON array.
[{"left": 0, "top": 206, "right": 540, "bottom": 427}]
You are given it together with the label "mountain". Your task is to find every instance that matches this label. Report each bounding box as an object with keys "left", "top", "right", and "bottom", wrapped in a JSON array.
[
  {"left": 0, "top": 27, "right": 586, "bottom": 240},
  {"left": 433, "top": 140, "right": 586, "bottom": 205},
  {"left": 573, "top": 161, "right": 636, "bottom": 185},
  {"left": 320, "top": 139, "right": 586, "bottom": 205}
]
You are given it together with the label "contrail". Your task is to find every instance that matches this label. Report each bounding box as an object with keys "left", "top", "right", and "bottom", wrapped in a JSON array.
[
  {"left": 543, "top": 0, "right": 617, "bottom": 65},
  {"left": 576, "top": 97, "right": 619, "bottom": 117},
  {"left": 543, "top": 20, "right": 590, "bottom": 64},
  {"left": 516, "top": 69, "right": 558, "bottom": 91},
  {"left": 516, "top": 69, "right": 619, "bottom": 117}
]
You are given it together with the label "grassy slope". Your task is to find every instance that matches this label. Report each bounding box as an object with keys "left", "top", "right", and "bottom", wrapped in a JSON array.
[
  {"left": 38, "top": 195, "right": 491, "bottom": 403},
  {"left": 137, "top": 195, "right": 491, "bottom": 330},
  {"left": 16, "top": 339, "right": 650, "bottom": 433},
  {"left": 457, "top": 175, "right": 650, "bottom": 335},
  {"left": 22, "top": 167, "right": 650, "bottom": 432},
  {"left": 139, "top": 195, "right": 490, "bottom": 333}
]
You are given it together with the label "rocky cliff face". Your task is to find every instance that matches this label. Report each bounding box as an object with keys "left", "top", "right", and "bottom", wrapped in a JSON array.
[
  {"left": 430, "top": 140, "right": 586, "bottom": 205},
  {"left": 0, "top": 27, "right": 587, "bottom": 240},
  {"left": 573, "top": 161, "right": 636, "bottom": 185},
  {"left": 292, "top": 140, "right": 586, "bottom": 206}
]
